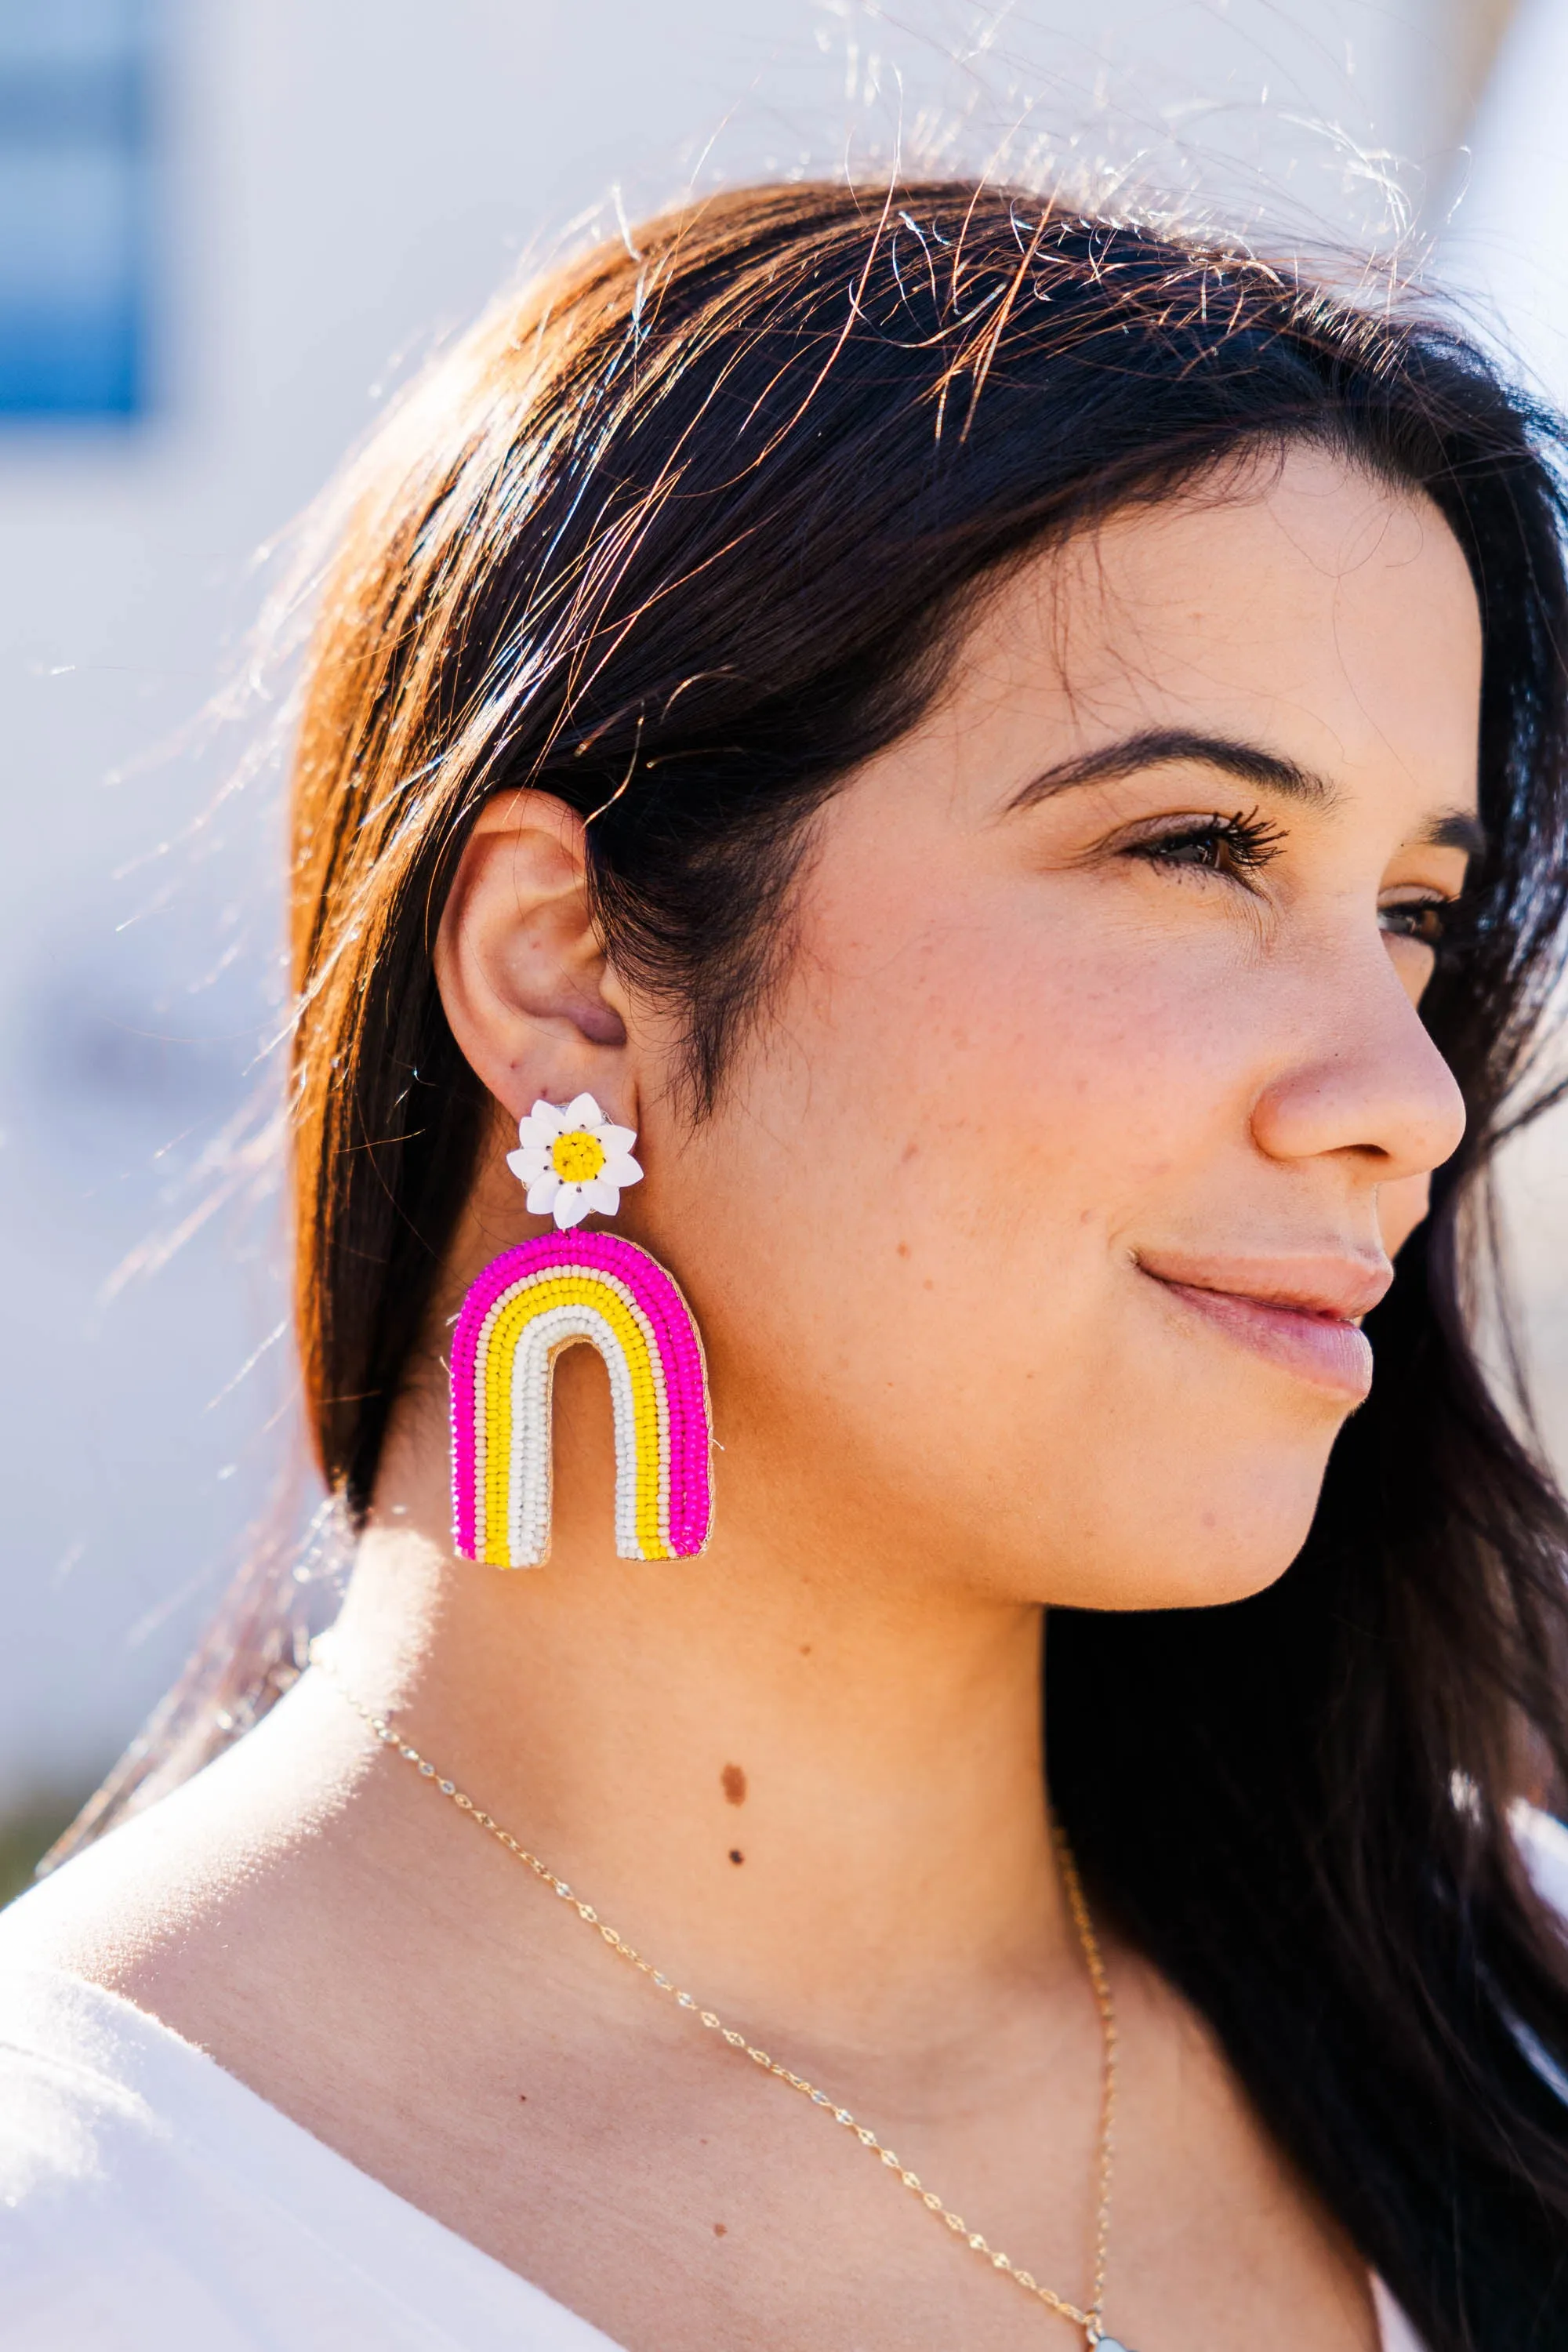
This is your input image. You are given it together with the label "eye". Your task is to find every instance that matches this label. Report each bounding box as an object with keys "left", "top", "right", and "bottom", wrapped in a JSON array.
[
  {"left": 1121, "top": 808, "right": 1285, "bottom": 882},
  {"left": 1379, "top": 895, "right": 1452, "bottom": 949}
]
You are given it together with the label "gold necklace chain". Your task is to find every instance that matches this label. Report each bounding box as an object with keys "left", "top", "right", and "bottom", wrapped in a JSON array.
[{"left": 310, "top": 1639, "right": 1122, "bottom": 2346}]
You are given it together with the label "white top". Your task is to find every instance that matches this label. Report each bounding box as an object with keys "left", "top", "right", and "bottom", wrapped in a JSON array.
[
  {"left": 0, "top": 1965, "right": 622, "bottom": 2351},
  {"left": 18, "top": 1802, "right": 1568, "bottom": 2352},
  {"left": 0, "top": 1962, "right": 1447, "bottom": 2352}
]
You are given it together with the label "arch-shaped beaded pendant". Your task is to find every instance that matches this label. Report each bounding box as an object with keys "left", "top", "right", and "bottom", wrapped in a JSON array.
[{"left": 449, "top": 1231, "right": 713, "bottom": 1567}]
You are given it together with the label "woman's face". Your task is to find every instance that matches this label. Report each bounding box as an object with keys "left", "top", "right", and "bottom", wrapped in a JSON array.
[{"left": 637, "top": 446, "right": 1482, "bottom": 1609}]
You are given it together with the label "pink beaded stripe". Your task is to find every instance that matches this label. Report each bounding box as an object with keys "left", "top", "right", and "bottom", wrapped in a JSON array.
[{"left": 450, "top": 1231, "right": 713, "bottom": 1567}]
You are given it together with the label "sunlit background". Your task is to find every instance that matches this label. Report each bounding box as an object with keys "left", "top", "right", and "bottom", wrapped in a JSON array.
[{"left": 3, "top": 0, "right": 1566, "bottom": 1898}]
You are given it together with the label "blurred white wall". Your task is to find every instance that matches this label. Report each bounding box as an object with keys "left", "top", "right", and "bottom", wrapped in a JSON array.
[
  {"left": 1439, "top": 0, "right": 1568, "bottom": 1472},
  {"left": 0, "top": 0, "right": 1526, "bottom": 1806}
]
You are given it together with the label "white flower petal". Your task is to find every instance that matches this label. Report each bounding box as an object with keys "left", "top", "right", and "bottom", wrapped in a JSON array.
[
  {"left": 581, "top": 1178, "right": 621, "bottom": 1216},
  {"left": 599, "top": 1123, "right": 637, "bottom": 1156},
  {"left": 562, "top": 1091, "right": 604, "bottom": 1131},
  {"left": 554, "top": 1181, "right": 592, "bottom": 1229},
  {"left": 508, "top": 1146, "right": 550, "bottom": 1185},
  {"left": 599, "top": 1153, "right": 642, "bottom": 1189},
  {"left": 521, "top": 1099, "right": 569, "bottom": 1141},
  {"left": 525, "top": 1172, "right": 561, "bottom": 1217}
]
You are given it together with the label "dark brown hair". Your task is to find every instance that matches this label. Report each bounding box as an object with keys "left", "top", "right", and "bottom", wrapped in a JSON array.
[{"left": 110, "top": 182, "right": 1568, "bottom": 2342}]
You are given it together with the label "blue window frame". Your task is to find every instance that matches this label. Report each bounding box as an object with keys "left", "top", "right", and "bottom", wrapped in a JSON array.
[{"left": 0, "top": 0, "right": 154, "bottom": 419}]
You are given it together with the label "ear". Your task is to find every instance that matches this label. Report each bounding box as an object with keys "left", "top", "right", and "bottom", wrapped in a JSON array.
[{"left": 434, "top": 791, "right": 633, "bottom": 1124}]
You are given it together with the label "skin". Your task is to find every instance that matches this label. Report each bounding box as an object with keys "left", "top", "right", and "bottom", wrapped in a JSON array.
[{"left": 0, "top": 448, "right": 1482, "bottom": 2352}]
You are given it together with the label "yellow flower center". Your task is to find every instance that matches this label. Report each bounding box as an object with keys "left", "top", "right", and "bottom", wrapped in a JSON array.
[{"left": 551, "top": 1129, "right": 607, "bottom": 1183}]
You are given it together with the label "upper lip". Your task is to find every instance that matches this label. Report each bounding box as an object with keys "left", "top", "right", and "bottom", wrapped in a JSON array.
[{"left": 1134, "top": 1249, "right": 1394, "bottom": 1324}]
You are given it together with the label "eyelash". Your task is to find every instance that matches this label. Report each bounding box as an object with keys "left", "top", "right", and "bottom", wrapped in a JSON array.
[
  {"left": 1378, "top": 898, "right": 1453, "bottom": 949},
  {"left": 1123, "top": 808, "right": 1286, "bottom": 880},
  {"left": 1123, "top": 811, "right": 1462, "bottom": 949}
]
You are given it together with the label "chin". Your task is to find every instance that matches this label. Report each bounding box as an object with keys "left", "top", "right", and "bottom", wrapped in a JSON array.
[
  {"left": 1161, "top": 1493, "right": 1324, "bottom": 1607},
  {"left": 1055, "top": 1541, "right": 1306, "bottom": 1614},
  {"left": 1014, "top": 1445, "right": 1332, "bottom": 1613},
  {"left": 1146, "top": 1538, "right": 1305, "bottom": 1611}
]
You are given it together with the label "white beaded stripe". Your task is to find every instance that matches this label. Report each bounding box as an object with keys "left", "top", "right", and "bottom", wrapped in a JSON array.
[
  {"left": 495, "top": 1308, "right": 639, "bottom": 1562},
  {"left": 506, "top": 1305, "right": 648, "bottom": 1561},
  {"left": 488, "top": 1303, "right": 671, "bottom": 1563},
  {"left": 478, "top": 1279, "right": 672, "bottom": 1559},
  {"left": 469, "top": 1267, "right": 671, "bottom": 1527},
  {"left": 502, "top": 1314, "right": 622, "bottom": 1562}
]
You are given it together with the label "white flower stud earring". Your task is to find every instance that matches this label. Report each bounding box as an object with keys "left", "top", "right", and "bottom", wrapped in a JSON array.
[{"left": 506, "top": 1091, "right": 643, "bottom": 1230}]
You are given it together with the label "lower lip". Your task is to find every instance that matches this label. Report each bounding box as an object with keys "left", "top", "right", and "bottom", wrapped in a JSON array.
[{"left": 1154, "top": 1278, "right": 1374, "bottom": 1401}]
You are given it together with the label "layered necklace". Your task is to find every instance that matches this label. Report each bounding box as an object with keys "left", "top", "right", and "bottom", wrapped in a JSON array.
[{"left": 311, "top": 1639, "right": 1139, "bottom": 2350}]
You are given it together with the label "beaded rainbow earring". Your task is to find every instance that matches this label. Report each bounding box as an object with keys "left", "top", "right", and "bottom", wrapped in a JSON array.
[{"left": 449, "top": 1092, "right": 714, "bottom": 1568}]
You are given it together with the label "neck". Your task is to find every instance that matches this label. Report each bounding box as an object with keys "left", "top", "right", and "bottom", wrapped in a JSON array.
[{"left": 325, "top": 1348, "right": 1070, "bottom": 2048}]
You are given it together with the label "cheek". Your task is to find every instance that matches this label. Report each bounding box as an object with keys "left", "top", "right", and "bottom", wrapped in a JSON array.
[
  {"left": 796, "top": 883, "right": 1243, "bottom": 1247},
  {"left": 669, "top": 859, "right": 1337, "bottom": 1609},
  {"left": 716, "top": 859, "right": 1234, "bottom": 1359}
]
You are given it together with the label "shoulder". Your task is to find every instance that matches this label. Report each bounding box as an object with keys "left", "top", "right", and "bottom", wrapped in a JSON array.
[
  {"left": 0, "top": 1964, "right": 241, "bottom": 2345},
  {"left": 0, "top": 1962, "right": 622, "bottom": 2352}
]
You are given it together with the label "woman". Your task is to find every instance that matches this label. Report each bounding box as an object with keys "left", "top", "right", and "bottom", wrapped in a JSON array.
[{"left": 3, "top": 178, "right": 1568, "bottom": 2352}]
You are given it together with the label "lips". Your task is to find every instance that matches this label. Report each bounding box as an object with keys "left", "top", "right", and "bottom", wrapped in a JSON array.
[{"left": 1137, "top": 1250, "right": 1391, "bottom": 1402}]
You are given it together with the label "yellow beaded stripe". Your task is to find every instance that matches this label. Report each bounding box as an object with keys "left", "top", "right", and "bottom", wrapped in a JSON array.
[
  {"left": 470, "top": 1283, "right": 666, "bottom": 1566},
  {"left": 479, "top": 1286, "right": 666, "bottom": 1564},
  {"left": 478, "top": 1271, "right": 672, "bottom": 1565}
]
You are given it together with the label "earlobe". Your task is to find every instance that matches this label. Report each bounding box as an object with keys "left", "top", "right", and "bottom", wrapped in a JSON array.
[{"left": 434, "top": 789, "right": 632, "bottom": 1121}]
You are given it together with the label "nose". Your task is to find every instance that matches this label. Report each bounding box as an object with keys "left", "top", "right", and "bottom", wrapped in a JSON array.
[{"left": 1249, "top": 945, "right": 1467, "bottom": 1184}]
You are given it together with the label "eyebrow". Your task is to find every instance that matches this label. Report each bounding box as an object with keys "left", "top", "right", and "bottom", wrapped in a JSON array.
[
  {"left": 1005, "top": 724, "right": 1487, "bottom": 862},
  {"left": 1419, "top": 807, "right": 1489, "bottom": 861}
]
